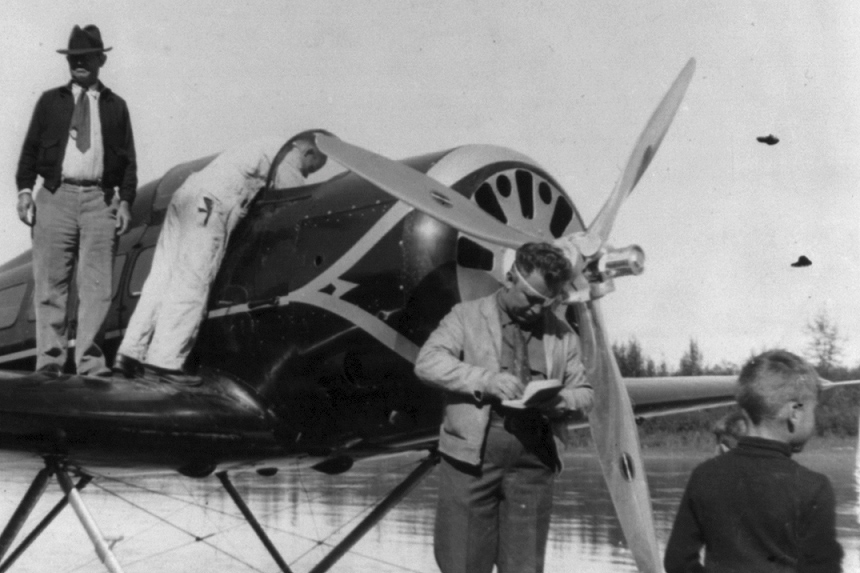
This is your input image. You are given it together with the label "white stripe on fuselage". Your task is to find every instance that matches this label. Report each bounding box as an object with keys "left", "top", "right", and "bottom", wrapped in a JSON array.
[{"left": 207, "top": 200, "right": 421, "bottom": 363}]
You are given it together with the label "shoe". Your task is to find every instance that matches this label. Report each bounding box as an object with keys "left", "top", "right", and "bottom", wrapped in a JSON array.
[
  {"left": 112, "top": 354, "right": 143, "bottom": 378},
  {"left": 142, "top": 363, "right": 202, "bottom": 387},
  {"left": 36, "top": 363, "right": 64, "bottom": 375}
]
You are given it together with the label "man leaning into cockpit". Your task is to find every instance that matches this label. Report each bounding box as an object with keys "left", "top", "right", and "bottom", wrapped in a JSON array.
[{"left": 113, "top": 131, "right": 327, "bottom": 382}]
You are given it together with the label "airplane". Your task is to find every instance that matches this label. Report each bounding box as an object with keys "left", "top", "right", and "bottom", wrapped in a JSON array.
[{"left": 0, "top": 57, "right": 823, "bottom": 573}]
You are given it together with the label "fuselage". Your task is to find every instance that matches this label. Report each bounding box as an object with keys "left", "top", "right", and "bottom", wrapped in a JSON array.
[{"left": 0, "top": 144, "right": 587, "bottom": 472}]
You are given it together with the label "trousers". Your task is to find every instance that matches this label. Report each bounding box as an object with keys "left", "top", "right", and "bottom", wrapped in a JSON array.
[
  {"left": 434, "top": 417, "right": 556, "bottom": 573},
  {"left": 32, "top": 183, "right": 117, "bottom": 375},
  {"left": 118, "top": 180, "right": 228, "bottom": 370}
]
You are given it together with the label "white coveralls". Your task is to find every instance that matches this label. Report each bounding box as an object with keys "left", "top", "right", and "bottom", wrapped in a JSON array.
[{"left": 118, "top": 137, "right": 304, "bottom": 370}]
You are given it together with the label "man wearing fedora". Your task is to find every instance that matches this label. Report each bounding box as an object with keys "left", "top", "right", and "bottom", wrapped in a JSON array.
[{"left": 15, "top": 25, "right": 137, "bottom": 376}]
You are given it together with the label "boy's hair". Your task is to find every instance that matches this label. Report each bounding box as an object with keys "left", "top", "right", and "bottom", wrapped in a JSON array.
[
  {"left": 514, "top": 242, "right": 573, "bottom": 296},
  {"left": 735, "top": 350, "right": 820, "bottom": 425}
]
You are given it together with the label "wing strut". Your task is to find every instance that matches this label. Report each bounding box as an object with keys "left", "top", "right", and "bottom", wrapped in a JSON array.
[
  {"left": 217, "top": 471, "right": 295, "bottom": 573},
  {"left": 54, "top": 462, "right": 126, "bottom": 573},
  {"left": 0, "top": 467, "right": 50, "bottom": 563},
  {"left": 308, "top": 451, "right": 440, "bottom": 573},
  {"left": 0, "top": 462, "right": 95, "bottom": 573}
]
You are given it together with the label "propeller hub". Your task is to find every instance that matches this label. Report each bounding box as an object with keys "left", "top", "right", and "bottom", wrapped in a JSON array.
[{"left": 595, "top": 245, "right": 645, "bottom": 279}]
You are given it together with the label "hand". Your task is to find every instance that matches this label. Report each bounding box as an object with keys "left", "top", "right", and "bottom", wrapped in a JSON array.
[
  {"left": 17, "top": 192, "right": 34, "bottom": 226},
  {"left": 530, "top": 395, "right": 568, "bottom": 417},
  {"left": 485, "top": 372, "right": 525, "bottom": 402},
  {"left": 115, "top": 200, "right": 131, "bottom": 235}
]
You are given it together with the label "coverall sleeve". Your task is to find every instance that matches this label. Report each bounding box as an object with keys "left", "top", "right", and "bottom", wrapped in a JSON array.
[
  {"left": 558, "top": 332, "right": 593, "bottom": 413},
  {"left": 414, "top": 305, "right": 496, "bottom": 402}
]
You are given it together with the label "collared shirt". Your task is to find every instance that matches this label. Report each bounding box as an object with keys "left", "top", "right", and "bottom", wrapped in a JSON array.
[
  {"left": 496, "top": 292, "right": 548, "bottom": 383},
  {"left": 61, "top": 83, "right": 104, "bottom": 181}
]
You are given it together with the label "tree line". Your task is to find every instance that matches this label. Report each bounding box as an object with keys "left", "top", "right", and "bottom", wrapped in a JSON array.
[{"left": 608, "top": 309, "right": 860, "bottom": 447}]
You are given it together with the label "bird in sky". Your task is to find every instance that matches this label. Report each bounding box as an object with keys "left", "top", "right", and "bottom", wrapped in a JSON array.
[
  {"left": 791, "top": 255, "right": 812, "bottom": 267},
  {"left": 756, "top": 134, "right": 779, "bottom": 145}
]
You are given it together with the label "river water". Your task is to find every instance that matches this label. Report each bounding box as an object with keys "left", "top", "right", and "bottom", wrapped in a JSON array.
[{"left": 0, "top": 446, "right": 856, "bottom": 572}]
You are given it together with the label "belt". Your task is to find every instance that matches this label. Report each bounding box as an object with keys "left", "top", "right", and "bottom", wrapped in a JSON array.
[{"left": 62, "top": 177, "right": 102, "bottom": 187}]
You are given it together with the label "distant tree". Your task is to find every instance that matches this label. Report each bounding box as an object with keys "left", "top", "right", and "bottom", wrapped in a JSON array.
[
  {"left": 707, "top": 361, "right": 739, "bottom": 375},
  {"left": 613, "top": 337, "right": 646, "bottom": 377},
  {"left": 678, "top": 339, "right": 704, "bottom": 376},
  {"left": 612, "top": 337, "right": 662, "bottom": 377},
  {"left": 804, "top": 309, "right": 844, "bottom": 373}
]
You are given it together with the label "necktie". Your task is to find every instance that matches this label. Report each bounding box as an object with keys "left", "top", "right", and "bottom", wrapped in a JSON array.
[
  {"left": 70, "top": 90, "right": 91, "bottom": 153},
  {"left": 512, "top": 325, "right": 531, "bottom": 386}
]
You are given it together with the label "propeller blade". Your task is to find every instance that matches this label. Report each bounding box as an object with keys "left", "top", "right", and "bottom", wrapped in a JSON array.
[
  {"left": 316, "top": 134, "right": 538, "bottom": 248},
  {"left": 586, "top": 58, "right": 696, "bottom": 251},
  {"left": 579, "top": 299, "right": 661, "bottom": 572}
]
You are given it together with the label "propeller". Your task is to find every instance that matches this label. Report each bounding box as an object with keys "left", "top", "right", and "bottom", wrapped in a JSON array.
[
  {"left": 554, "top": 58, "right": 695, "bottom": 302},
  {"left": 582, "top": 58, "right": 696, "bottom": 252},
  {"left": 570, "top": 58, "right": 696, "bottom": 573},
  {"left": 315, "top": 134, "right": 538, "bottom": 249},
  {"left": 580, "top": 300, "right": 662, "bottom": 573}
]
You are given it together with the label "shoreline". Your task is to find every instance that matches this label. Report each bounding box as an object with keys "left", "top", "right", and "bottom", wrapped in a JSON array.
[{"left": 563, "top": 433, "right": 858, "bottom": 455}]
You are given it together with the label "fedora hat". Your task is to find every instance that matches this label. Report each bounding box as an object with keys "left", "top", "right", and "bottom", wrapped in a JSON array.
[{"left": 57, "top": 25, "right": 113, "bottom": 55}]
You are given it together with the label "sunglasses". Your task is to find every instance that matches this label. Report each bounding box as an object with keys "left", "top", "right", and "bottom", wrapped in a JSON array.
[{"left": 513, "top": 265, "right": 558, "bottom": 308}]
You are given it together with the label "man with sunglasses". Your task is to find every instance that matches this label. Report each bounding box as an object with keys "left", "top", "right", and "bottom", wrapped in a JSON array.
[
  {"left": 15, "top": 25, "right": 136, "bottom": 376},
  {"left": 415, "top": 241, "right": 593, "bottom": 573}
]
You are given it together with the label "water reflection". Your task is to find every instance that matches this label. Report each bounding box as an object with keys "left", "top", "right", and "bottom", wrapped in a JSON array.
[{"left": 0, "top": 448, "right": 856, "bottom": 572}]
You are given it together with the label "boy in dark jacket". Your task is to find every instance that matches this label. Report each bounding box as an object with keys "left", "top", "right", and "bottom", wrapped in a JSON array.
[{"left": 664, "top": 350, "right": 842, "bottom": 573}]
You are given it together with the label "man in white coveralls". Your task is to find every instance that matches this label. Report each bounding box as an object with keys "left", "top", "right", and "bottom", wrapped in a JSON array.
[{"left": 113, "top": 130, "right": 327, "bottom": 381}]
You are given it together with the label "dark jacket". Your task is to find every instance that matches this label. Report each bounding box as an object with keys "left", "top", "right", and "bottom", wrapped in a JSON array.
[
  {"left": 16, "top": 82, "right": 137, "bottom": 204},
  {"left": 664, "top": 436, "right": 843, "bottom": 573}
]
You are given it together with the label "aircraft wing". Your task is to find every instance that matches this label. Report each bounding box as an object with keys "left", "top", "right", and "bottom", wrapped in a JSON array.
[
  {"left": 623, "top": 374, "right": 860, "bottom": 421},
  {"left": 625, "top": 375, "right": 737, "bottom": 419}
]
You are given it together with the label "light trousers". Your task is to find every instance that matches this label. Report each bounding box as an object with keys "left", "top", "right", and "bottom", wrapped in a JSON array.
[
  {"left": 118, "top": 184, "right": 228, "bottom": 370},
  {"left": 32, "top": 184, "right": 117, "bottom": 375}
]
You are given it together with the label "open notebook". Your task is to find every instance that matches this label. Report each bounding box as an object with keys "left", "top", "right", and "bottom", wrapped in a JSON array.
[{"left": 501, "top": 379, "right": 562, "bottom": 409}]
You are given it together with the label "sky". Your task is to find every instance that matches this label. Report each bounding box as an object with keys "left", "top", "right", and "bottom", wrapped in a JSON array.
[{"left": 1, "top": 0, "right": 858, "bottom": 369}]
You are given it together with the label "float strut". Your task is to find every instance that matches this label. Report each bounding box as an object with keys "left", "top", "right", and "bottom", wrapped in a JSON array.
[
  {"left": 216, "top": 471, "right": 294, "bottom": 573},
  {"left": 0, "top": 467, "right": 51, "bottom": 562},
  {"left": 309, "top": 451, "right": 441, "bottom": 573},
  {"left": 54, "top": 466, "right": 125, "bottom": 573},
  {"left": 0, "top": 475, "right": 91, "bottom": 573}
]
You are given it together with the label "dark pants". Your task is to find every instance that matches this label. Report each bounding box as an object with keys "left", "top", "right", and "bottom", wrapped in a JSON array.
[
  {"left": 32, "top": 184, "right": 117, "bottom": 375},
  {"left": 434, "top": 415, "right": 556, "bottom": 573}
]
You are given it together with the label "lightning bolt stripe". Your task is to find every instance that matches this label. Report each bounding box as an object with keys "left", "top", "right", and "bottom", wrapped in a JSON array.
[{"left": 206, "top": 200, "right": 420, "bottom": 363}]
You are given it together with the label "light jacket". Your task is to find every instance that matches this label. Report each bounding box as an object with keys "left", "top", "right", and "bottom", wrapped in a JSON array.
[{"left": 414, "top": 292, "right": 593, "bottom": 468}]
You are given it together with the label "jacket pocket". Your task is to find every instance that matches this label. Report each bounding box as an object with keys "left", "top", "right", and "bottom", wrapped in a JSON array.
[
  {"left": 36, "top": 137, "right": 61, "bottom": 171},
  {"left": 104, "top": 144, "right": 129, "bottom": 173}
]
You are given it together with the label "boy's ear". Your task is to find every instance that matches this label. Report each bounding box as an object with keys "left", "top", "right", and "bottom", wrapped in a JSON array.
[{"left": 785, "top": 401, "right": 804, "bottom": 429}]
